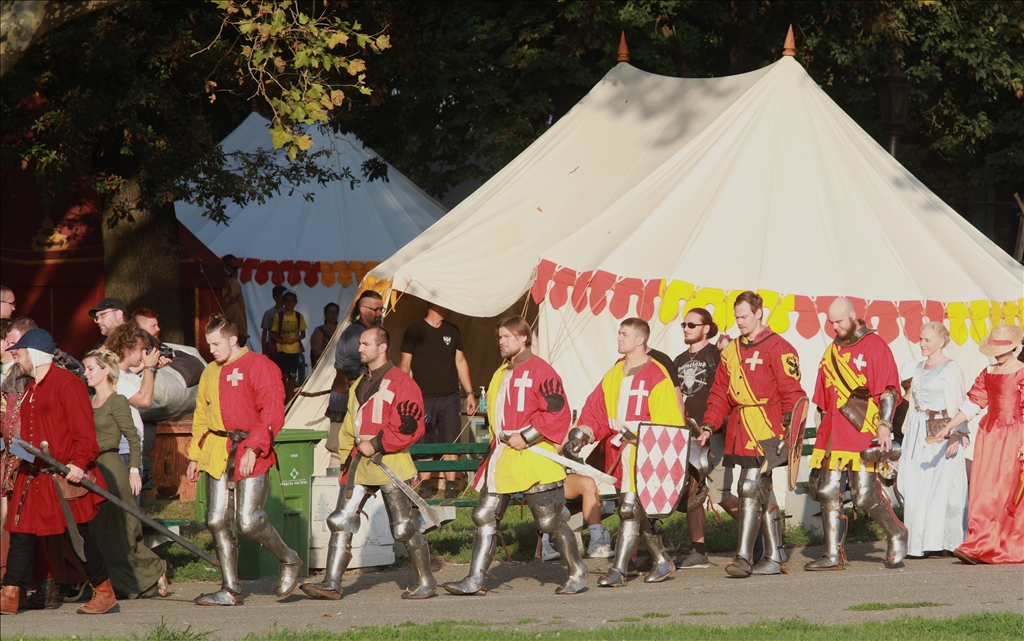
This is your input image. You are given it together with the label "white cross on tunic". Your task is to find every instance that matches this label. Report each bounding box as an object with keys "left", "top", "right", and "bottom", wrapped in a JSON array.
[
  {"left": 370, "top": 379, "right": 396, "bottom": 423},
  {"left": 852, "top": 353, "right": 867, "bottom": 371},
  {"left": 227, "top": 368, "right": 244, "bottom": 387},
  {"left": 745, "top": 351, "right": 763, "bottom": 371},
  {"left": 513, "top": 371, "right": 533, "bottom": 412},
  {"left": 628, "top": 380, "right": 649, "bottom": 416}
]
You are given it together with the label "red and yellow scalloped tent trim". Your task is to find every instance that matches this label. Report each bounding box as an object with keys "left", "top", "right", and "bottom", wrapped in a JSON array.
[
  {"left": 531, "top": 259, "right": 1023, "bottom": 347},
  {"left": 238, "top": 259, "right": 380, "bottom": 289}
]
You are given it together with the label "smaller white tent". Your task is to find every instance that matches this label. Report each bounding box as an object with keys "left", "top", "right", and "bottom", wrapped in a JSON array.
[{"left": 176, "top": 113, "right": 446, "bottom": 353}]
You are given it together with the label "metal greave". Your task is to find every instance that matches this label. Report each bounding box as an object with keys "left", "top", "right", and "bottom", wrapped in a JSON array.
[
  {"left": 526, "top": 488, "right": 587, "bottom": 593},
  {"left": 735, "top": 468, "right": 763, "bottom": 563},
  {"left": 442, "top": 493, "right": 507, "bottom": 594},
  {"left": 850, "top": 469, "right": 908, "bottom": 565},
  {"left": 205, "top": 472, "right": 241, "bottom": 594}
]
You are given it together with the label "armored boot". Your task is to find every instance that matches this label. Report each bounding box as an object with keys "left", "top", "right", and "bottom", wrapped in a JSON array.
[
  {"left": 599, "top": 518, "right": 639, "bottom": 587},
  {"left": 400, "top": 534, "right": 437, "bottom": 600},
  {"left": 805, "top": 508, "right": 847, "bottom": 570},
  {"left": 751, "top": 503, "right": 788, "bottom": 575},
  {"left": 442, "top": 527, "right": 496, "bottom": 595},
  {"left": 548, "top": 522, "right": 588, "bottom": 594},
  {"left": 196, "top": 532, "right": 243, "bottom": 605},
  {"left": 237, "top": 475, "right": 302, "bottom": 597},
  {"left": 301, "top": 532, "right": 352, "bottom": 600},
  {"left": 851, "top": 470, "right": 908, "bottom": 567},
  {"left": 638, "top": 515, "right": 673, "bottom": 584}
]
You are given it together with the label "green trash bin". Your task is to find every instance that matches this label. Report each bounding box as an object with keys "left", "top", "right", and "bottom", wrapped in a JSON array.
[{"left": 194, "top": 428, "right": 326, "bottom": 579}]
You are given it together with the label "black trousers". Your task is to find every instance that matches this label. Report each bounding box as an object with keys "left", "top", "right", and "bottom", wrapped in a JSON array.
[{"left": 4, "top": 522, "right": 108, "bottom": 588}]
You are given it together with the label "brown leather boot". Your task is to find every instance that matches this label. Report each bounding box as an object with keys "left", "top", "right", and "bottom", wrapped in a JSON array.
[
  {"left": 1, "top": 585, "right": 19, "bottom": 615},
  {"left": 76, "top": 579, "right": 116, "bottom": 614},
  {"left": 23, "top": 578, "right": 57, "bottom": 609}
]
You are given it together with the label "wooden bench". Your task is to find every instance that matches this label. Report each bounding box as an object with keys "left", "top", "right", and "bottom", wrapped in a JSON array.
[{"left": 409, "top": 441, "right": 490, "bottom": 508}]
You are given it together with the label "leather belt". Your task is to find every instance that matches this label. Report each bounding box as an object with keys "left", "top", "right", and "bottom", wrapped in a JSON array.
[
  {"left": 223, "top": 430, "right": 250, "bottom": 480},
  {"left": 915, "top": 407, "right": 949, "bottom": 421}
]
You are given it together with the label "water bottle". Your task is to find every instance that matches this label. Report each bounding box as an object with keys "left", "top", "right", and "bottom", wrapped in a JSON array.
[{"left": 477, "top": 385, "right": 487, "bottom": 414}]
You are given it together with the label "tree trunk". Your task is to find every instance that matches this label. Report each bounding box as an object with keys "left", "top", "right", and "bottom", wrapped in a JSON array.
[{"left": 101, "top": 182, "right": 184, "bottom": 343}]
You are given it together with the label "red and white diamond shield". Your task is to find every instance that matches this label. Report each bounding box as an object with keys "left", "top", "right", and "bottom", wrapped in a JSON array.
[{"left": 636, "top": 423, "right": 690, "bottom": 519}]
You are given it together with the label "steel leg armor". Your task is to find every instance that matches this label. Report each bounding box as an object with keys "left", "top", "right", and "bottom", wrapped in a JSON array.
[
  {"left": 197, "top": 471, "right": 242, "bottom": 605},
  {"left": 850, "top": 469, "right": 908, "bottom": 566},
  {"left": 442, "top": 493, "right": 509, "bottom": 596},
  {"left": 380, "top": 483, "right": 437, "bottom": 599},
  {"left": 637, "top": 518, "right": 674, "bottom": 584},
  {"left": 234, "top": 473, "right": 302, "bottom": 597},
  {"left": 301, "top": 485, "right": 366, "bottom": 599},
  {"left": 805, "top": 468, "right": 848, "bottom": 570},
  {"left": 599, "top": 494, "right": 641, "bottom": 588},
  {"left": 525, "top": 487, "right": 588, "bottom": 594},
  {"left": 726, "top": 468, "right": 764, "bottom": 578}
]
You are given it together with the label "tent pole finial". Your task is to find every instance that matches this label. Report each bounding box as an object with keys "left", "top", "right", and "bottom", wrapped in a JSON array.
[
  {"left": 617, "top": 31, "right": 630, "bottom": 63},
  {"left": 782, "top": 25, "right": 796, "bottom": 57}
]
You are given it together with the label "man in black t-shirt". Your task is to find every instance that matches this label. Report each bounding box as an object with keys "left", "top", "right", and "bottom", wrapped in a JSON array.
[
  {"left": 673, "top": 308, "right": 743, "bottom": 569},
  {"left": 400, "top": 304, "right": 476, "bottom": 499}
]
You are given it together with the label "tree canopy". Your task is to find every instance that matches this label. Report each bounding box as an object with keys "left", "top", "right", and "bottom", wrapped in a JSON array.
[{"left": 333, "top": 1, "right": 1022, "bottom": 248}]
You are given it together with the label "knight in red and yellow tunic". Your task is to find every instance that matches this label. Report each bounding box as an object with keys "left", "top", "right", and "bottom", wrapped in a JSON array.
[
  {"left": 699, "top": 324, "right": 804, "bottom": 578},
  {"left": 443, "top": 317, "right": 587, "bottom": 597},
  {"left": 187, "top": 345, "right": 301, "bottom": 606},
  {"left": 805, "top": 317, "right": 908, "bottom": 571},
  {"left": 302, "top": 358, "right": 437, "bottom": 601},
  {"left": 575, "top": 354, "right": 683, "bottom": 587}
]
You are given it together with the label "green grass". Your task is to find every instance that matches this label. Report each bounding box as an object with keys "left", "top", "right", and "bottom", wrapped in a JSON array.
[
  {"left": 848, "top": 602, "right": 949, "bottom": 611},
  {"left": 13, "top": 613, "right": 1022, "bottom": 640},
  {"left": 643, "top": 612, "right": 672, "bottom": 619},
  {"left": 684, "top": 611, "right": 729, "bottom": 616},
  {"left": 515, "top": 619, "right": 538, "bottom": 625}
]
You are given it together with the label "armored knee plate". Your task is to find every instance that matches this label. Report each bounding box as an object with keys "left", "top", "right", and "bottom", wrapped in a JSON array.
[
  {"left": 527, "top": 486, "right": 566, "bottom": 534},
  {"left": 617, "top": 493, "right": 641, "bottom": 521},
  {"left": 805, "top": 468, "right": 847, "bottom": 571},
  {"left": 381, "top": 483, "right": 423, "bottom": 543},
  {"left": 471, "top": 493, "right": 507, "bottom": 528}
]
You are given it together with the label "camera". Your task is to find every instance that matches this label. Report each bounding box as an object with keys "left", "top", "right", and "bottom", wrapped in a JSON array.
[{"left": 157, "top": 343, "right": 175, "bottom": 359}]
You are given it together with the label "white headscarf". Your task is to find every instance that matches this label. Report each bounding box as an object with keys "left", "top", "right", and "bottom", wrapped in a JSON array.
[{"left": 27, "top": 347, "right": 54, "bottom": 382}]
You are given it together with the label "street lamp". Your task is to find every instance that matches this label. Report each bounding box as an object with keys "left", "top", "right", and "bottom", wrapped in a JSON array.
[{"left": 874, "top": 60, "right": 911, "bottom": 157}]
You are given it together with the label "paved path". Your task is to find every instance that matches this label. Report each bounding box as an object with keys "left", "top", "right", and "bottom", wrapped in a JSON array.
[{"left": 2, "top": 542, "right": 1022, "bottom": 638}]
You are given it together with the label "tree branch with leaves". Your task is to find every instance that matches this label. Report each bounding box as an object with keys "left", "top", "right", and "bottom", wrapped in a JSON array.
[{"left": 212, "top": 0, "right": 390, "bottom": 159}]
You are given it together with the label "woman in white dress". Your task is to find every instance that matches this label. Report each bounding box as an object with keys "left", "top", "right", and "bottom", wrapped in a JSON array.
[{"left": 897, "top": 322, "right": 968, "bottom": 557}]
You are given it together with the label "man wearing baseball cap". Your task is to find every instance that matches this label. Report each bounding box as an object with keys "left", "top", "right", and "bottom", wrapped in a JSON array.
[
  {"left": 1, "top": 329, "right": 116, "bottom": 615},
  {"left": 89, "top": 297, "right": 129, "bottom": 351}
]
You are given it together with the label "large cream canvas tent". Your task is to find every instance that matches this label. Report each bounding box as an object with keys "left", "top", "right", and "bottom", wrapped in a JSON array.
[
  {"left": 176, "top": 112, "right": 446, "bottom": 356},
  {"left": 286, "top": 50, "right": 1022, "bottom": 481}
]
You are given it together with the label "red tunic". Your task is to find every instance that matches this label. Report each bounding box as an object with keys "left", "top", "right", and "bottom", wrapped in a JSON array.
[
  {"left": 811, "top": 330, "right": 901, "bottom": 472},
  {"left": 352, "top": 365, "right": 425, "bottom": 452},
  {"left": 218, "top": 350, "right": 285, "bottom": 480},
  {"left": 702, "top": 329, "right": 805, "bottom": 468},
  {"left": 5, "top": 366, "right": 107, "bottom": 536}
]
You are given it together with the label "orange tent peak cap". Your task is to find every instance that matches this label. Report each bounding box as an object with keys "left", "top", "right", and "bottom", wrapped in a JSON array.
[
  {"left": 617, "top": 31, "right": 630, "bottom": 63},
  {"left": 782, "top": 25, "right": 796, "bottom": 57}
]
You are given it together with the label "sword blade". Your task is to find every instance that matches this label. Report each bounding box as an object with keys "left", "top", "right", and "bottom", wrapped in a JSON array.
[
  {"left": 528, "top": 445, "right": 618, "bottom": 486},
  {"left": 13, "top": 438, "right": 220, "bottom": 567},
  {"left": 366, "top": 453, "right": 441, "bottom": 533}
]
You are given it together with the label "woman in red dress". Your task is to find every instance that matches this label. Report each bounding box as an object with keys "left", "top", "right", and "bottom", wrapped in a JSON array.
[{"left": 937, "top": 324, "right": 1024, "bottom": 564}]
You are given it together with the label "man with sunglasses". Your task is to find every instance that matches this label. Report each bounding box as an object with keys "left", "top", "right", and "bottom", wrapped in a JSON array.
[{"left": 325, "top": 291, "right": 384, "bottom": 472}]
